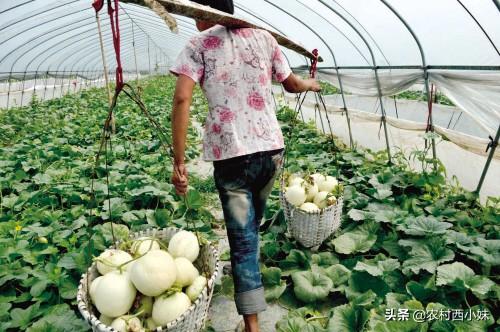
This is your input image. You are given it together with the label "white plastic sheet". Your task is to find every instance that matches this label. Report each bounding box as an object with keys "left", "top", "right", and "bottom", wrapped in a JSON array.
[
  {"left": 316, "top": 68, "right": 500, "bottom": 138},
  {"left": 317, "top": 69, "right": 423, "bottom": 97},
  {"left": 429, "top": 71, "right": 500, "bottom": 136}
]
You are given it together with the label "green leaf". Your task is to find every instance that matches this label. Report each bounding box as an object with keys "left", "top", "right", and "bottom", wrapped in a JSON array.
[
  {"left": 353, "top": 256, "right": 400, "bottom": 277},
  {"left": 101, "top": 197, "right": 128, "bottom": 219},
  {"left": 436, "top": 262, "right": 495, "bottom": 297},
  {"left": 10, "top": 302, "right": 41, "bottom": 329},
  {"left": 373, "top": 188, "right": 393, "bottom": 200},
  {"left": 186, "top": 190, "right": 203, "bottom": 210},
  {"left": 399, "top": 238, "right": 454, "bottom": 275},
  {"left": 262, "top": 267, "right": 287, "bottom": 301},
  {"left": 59, "top": 279, "right": 78, "bottom": 299},
  {"left": 324, "top": 264, "right": 351, "bottom": 288},
  {"left": 331, "top": 223, "right": 378, "bottom": 254},
  {"left": 406, "top": 281, "right": 437, "bottom": 303},
  {"left": 26, "top": 304, "right": 89, "bottom": 332},
  {"left": 347, "top": 290, "right": 378, "bottom": 307},
  {"left": 347, "top": 209, "right": 365, "bottom": 221},
  {"left": 95, "top": 222, "right": 129, "bottom": 245},
  {"left": 218, "top": 275, "right": 234, "bottom": 298},
  {"left": 349, "top": 272, "right": 390, "bottom": 298},
  {"left": 291, "top": 271, "right": 333, "bottom": 303},
  {"left": 0, "top": 302, "right": 12, "bottom": 321},
  {"left": 280, "top": 249, "right": 311, "bottom": 276},
  {"left": 326, "top": 304, "right": 369, "bottom": 332},
  {"left": 311, "top": 252, "right": 339, "bottom": 267},
  {"left": 398, "top": 216, "right": 452, "bottom": 236},
  {"left": 30, "top": 279, "right": 49, "bottom": 297}
]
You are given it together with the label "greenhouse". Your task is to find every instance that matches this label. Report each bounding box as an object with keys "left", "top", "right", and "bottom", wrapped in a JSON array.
[{"left": 0, "top": 0, "right": 499, "bottom": 331}]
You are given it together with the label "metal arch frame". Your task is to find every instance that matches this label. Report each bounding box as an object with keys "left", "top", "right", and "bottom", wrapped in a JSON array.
[
  {"left": 5, "top": 13, "right": 110, "bottom": 107},
  {"left": 128, "top": 2, "right": 303, "bottom": 69},
  {"left": 455, "top": 0, "right": 500, "bottom": 57},
  {"left": 56, "top": 25, "right": 184, "bottom": 75},
  {"left": 74, "top": 39, "right": 158, "bottom": 84},
  {"left": 263, "top": 1, "right": 341, "bottom": 112},
  {"left": 297, "top": 0, "right": 372, "bottom": 66},
  {"left": 331, "top": 0, "right": 391, "bottom": 67},
  {"left": 119, "top": 3, "right": 187, "bottom": 49},
  {"left": 0, "top": 0, "right": 82, "bottom": 32},
  {"left": 0, "top": 7, "right": 90, "bottom": 49},
  {"left": 494, "top": 0, "right": 500, "bottom": 11},
  {"left": 234, "top": 3, "right": 302, "bottom": 68},
  {"left": 296, "top": 0, "right": 366, "bottom": 148},
  {"left": 58, "top": 29, "right": 168, "bottom": 74},
  {"left": 29, "top": 15, "right": 178, "bottom": 74},
  {"left": 2, "top": 2, "right": 175, "bottom": 73},
  {"left": 118, "top": 4, "right": 178, "bottom": 56},
  {"left": 0, "top": 0, "right": 35, "bottom": 15},
  {"left": 81, "top": 34, "right": 186, "bottom": 73},
  {"left": 80, "top": 25, "right": 185, "bottom": 71},
  {"left": 318, "top": 0, "right": 392, "bottom": 156},
  {"left": 122, "top": 6, "right": 201, "bottom": 35},
  {"left": 0, "top": 14, "right": 97, "bottom": 66},
  {"left": 6, "top": 12, "right": 133, "bottom": 73},
  {"left": 76, "top": 23, "right": 189, "bottom": 71},
  {"left": 379, "top": 0, "right": 437, "bottom": 166}
]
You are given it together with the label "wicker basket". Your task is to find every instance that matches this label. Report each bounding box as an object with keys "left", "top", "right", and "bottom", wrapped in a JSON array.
[
  {"left": 280, "top": 187, "right": 343, "bottom": 248},
  {"left": 77, "top": 227, "right": 220, "bottom": 332}
]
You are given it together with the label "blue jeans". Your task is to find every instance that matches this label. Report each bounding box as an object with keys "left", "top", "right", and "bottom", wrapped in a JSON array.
[{"left": 214, "top": 149, "right": 283, "bottom": 315}]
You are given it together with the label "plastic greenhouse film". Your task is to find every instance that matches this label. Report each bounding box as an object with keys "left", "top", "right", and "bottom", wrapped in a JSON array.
[{"left": 121, "top": 0, "right": 322, "bottom": 62}]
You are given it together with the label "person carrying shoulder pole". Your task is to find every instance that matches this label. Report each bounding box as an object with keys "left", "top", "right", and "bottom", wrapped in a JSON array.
[{"left": 170, "top": 1, "right": 320, "bottom": 331}]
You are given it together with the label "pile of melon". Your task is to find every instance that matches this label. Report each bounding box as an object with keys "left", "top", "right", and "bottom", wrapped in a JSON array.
[
  {"left": 283, "top": 173, "right": 342, "bottom": 213},
  {"left": 89, "top": 230, "right": 208, "bottom": 331}
]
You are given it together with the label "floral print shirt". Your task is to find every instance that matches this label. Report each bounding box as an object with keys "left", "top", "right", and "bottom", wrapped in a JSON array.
[{"left": 170, "top": 25, "right": 292, "bottom": 161}]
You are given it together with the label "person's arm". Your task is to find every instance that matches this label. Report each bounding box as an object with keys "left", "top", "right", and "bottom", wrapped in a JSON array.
[
  {"left": 171, "top": 74, "right": 196, "bottom": 195},
  {"left": 282, "top": 73, "right": 321, "bottom": 93}
]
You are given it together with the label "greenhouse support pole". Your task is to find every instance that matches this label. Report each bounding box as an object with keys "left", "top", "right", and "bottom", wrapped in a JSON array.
[
  {"left": 66, "top": 72, "right": 72, "bottom": 95},
  {"left": 264, "top": 0, "right": 352, "bottom": 150},
  {"left": 59, "top": 73, "right": 65, "bottom": 97},
  {"left": 43, "top": 71, "right": 49, "bottom": 101},
  {"left": 336, "top": 70, "right": 354, "bottom": 149},
  {"left": 6, "top": 72, "right": 12, "bottom": 109},
  {"left": 147, "top": 38, "right": 151, "bottom": 75},
  {"left": 32, "top": 71, "right": 38, "bottom": 98},
  {"left": 132, "top": 23, "right": 140, "bottom": 84},
  {"left": 379, "top": 0, "right": 436, "bottom": 167},
  {"left": 19, "top": 72, "right": 27, "bottom": 107},
  {"left": 319, "top": 0, "right": 391, "bottom": 159},
  {"left": 95, "top": 11, "right": 113, "bottom": 106},
  {"left": 423, "top": 70, "right": 438, "bottom": 170},
  {"left": 374, "top": 69, "right": 392, "bottom": 163},
  {"left": 51, "top": 73, "right": 57, "bottom": 99},
  {"left": 476, "top": 124, "right": 500, "bottom": 194}
]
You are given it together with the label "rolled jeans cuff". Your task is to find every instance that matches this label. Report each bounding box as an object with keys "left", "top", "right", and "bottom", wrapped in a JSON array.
[{"left": 234, "top": 287, "right": 267, "bottom": 315}]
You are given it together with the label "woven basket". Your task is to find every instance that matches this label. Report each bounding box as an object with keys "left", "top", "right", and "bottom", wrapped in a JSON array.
[
  {"left": 280, "top": 187, "right": 343, "bottom": 248},
  {"left": 77, "top": 227, "right": 220, "bottom": 332}
]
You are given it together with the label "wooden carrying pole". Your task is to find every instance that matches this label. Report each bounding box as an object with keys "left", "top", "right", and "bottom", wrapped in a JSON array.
[{"left": 121, "top": 0, "right": 322, "bottom": 62}]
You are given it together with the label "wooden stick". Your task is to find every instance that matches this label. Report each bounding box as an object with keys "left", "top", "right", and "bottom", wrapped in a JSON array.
[{"left": 122, "top": 0, "right": 322, "bottom": 62}]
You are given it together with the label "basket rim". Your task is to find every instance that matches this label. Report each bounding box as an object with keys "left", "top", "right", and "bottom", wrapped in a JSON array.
[{"left": 76, "top": 227, "right": 220, "bottom": 331}]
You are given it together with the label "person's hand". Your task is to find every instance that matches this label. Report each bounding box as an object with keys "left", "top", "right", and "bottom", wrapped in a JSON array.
[
  {"left": 172, "top": 162, "right": 188, "bottom": 196},
  {"left": 308, "top": 79, "right": 321, "bottom": 92}
]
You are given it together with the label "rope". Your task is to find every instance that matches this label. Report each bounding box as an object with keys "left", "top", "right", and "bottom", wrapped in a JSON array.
[
  {"left": 309, "top": 49, "right": 319, "bottom": 78},
  {"left": 107, "top": 0, "right": 124, "bottom": 93},
  {"left": 425, "top": 84, "right": 435, "bottom": 149},
  {"left": 95, "top": 11, "right": 113, "bottom": 106},
  {"left": 86, "top": 1, "right": 213, "bottom": 316}
]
